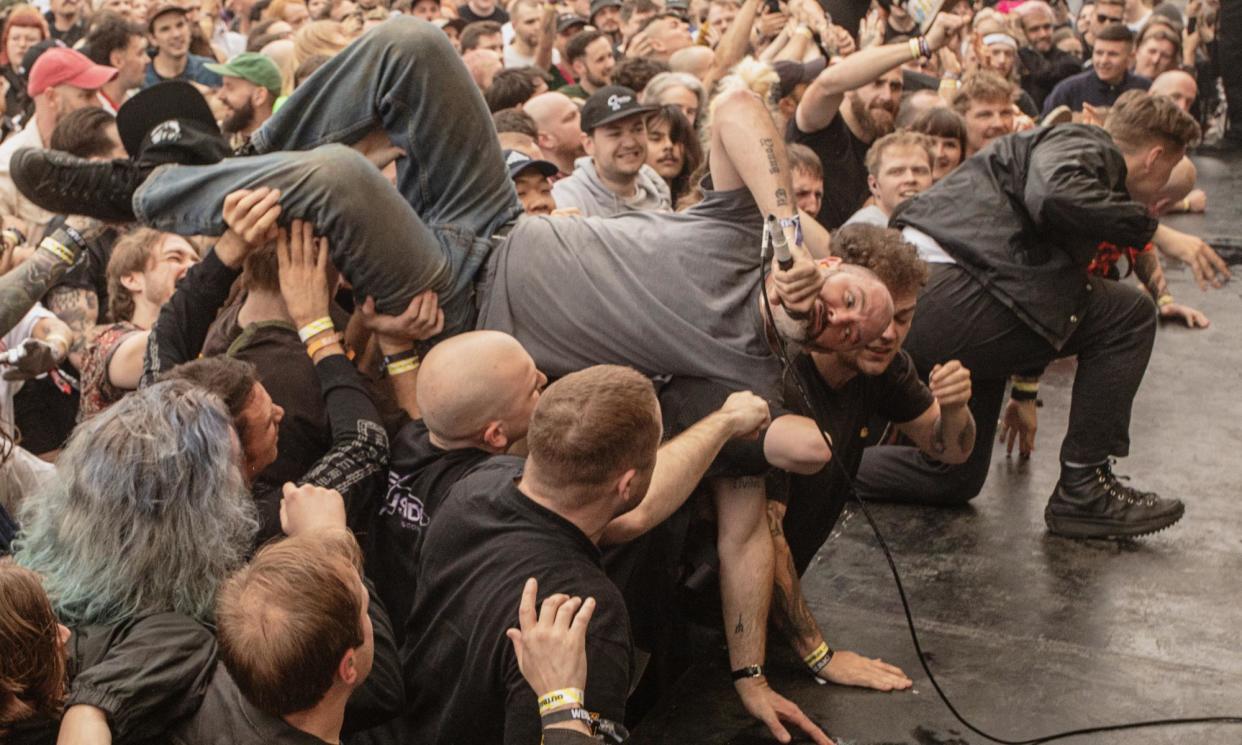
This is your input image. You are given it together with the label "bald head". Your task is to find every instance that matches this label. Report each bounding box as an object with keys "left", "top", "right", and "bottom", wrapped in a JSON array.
[
  {"left": 525, "top": 92, "right": 577, "bottom": 129},
  {"left": 463, "top": 49, "right": 503, "bottom": 89},
  {"left": 417, "top": 331, "right": 544, "bottom": 449},
  {"left": 1150, "top": 70, "right": 1198, "bottom": 113},
  {"left": 669, "top": 46, "right": 714, "bottom": 81}
]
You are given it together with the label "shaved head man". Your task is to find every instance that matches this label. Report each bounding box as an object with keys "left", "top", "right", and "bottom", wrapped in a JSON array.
[
  {"left": 418, "top": 330, "right": 547, "bottom": 451},
  {"left": 1149, "top": 70, "right": 1198, "bottom": 113},
  {"left": 367, "top": 330, "right": 547, "bottom": 643},
  {"left": 524, "top": 91, "right": 586, "bottom": 174}
]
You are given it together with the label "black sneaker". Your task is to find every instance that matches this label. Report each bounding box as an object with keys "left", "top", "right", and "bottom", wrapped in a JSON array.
[
  {"left": 10, "top": 148, "right": 149, "bottom": 223},
  {"left": 1045, "top": 461, "right": 1184, "bottom": 539}
]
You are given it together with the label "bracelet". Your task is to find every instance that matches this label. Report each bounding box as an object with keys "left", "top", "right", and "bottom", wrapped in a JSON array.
[
  {"left": 907, "top": 37, "right": 921, "bottom": 61},
  {"left": 386, "top": 357, "right": 420, "bottom": 377},
  {"left": 305, "top": 333, "right": 343, "bottom": 359},
  {"left": 778, "top": 214, "right": 803, "bottom": 247},
  {"left": 731, "top": 664, "right": 765, "bottom": 681},
  {"left": 1010, "top": 387, "right": 1037, "bottom": 402},
  {"left": 537, "top": 688, "right": 585, "bottom": 715},
  {"left": 297, "top": 316, "right": 335, "bottom": 342},
  {"left": 803, "top": 641, "right": 834, "bottom": 675},
  {"left": 38, "top": 237, "right": 77, "bottom": 265},
  {"left": 918, "top": 35, "right": 931, "bottom": 59},
  {"left": 1, "top": 227, "right": 25, "bottom": 251},
  {"left": 1156, "top": 293, "right": 1175, "bottom": 308},
  {"left": 541, "top": 706, "right": 593, "bottom": 727},
  {"left": 381, "top": 347, "right": 418, "bottom": 367}
]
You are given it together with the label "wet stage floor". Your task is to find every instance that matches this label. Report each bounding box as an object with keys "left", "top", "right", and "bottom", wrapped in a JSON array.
[{"left": 629, "top": 149, "right": 1242, "bottom": 745}]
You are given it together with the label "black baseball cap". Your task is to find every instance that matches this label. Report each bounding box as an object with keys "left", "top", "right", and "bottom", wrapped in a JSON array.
[
  {"left": 503, "top": 149, "right": 559, "bottom": 179},
  {"left": 117, "top": 81, "right": 228, "bottom": 164},
  {"left": 580, "top": 85, "right": 658, "bottom": 132},
  {"left": 589, "top": 0, "right": 621, "bottom": 19},
  {"left": 557, "top": 13, "right": 588, "bottom": 33},
  {"left": 773, "top": 58, "right": 826, "bottom": 99}
]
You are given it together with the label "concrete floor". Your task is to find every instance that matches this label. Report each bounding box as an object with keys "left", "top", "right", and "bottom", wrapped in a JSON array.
[{"left": 629, "top": 153, "right": 1242, "bottom": 745}]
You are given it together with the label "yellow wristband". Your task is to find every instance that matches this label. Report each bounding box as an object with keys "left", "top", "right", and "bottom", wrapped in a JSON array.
[
  {"left": 1011, "top": 380, "right": 1040, "bottom": 394},
  {"left": 386, "top": 358, "right": 420, "bottom": 376},
  {"left": 1157, "top": 294, "right": 1175, "bottom": 308},
  {"left": 537, "top": 688, "right": 585, "bottom": 715},
  {"left": 298, "top": 316, "right": 335, "bottom": 342},
  {"left": 1180, "top": 197, "right": 1191, "bottom": 212},
  {"left": 803, "top": 641, "right": 830, "bottom": 667},
  {"left": 39, "top": 239, "right": 76, "bottom": 265},
  {"left": 305, "top": 333, "right": 342, "bottom": 359},
  {"left": 908, "top": 37, "right": 921, "bottom": 62}
]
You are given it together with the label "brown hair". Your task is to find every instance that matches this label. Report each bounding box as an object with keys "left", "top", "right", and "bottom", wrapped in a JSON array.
[
  {"left": 832, "top": 224, "right": 929, "bottom": 299},
  {"left": 1093, "top": 22, "right": 1134, "bottom": 45},
  {"left": 106, "top": 228, "right": 165, "bottom": 322},
  {"left": 908, "top": 106, "right": 967, "bottom": 155},
  {"left": 215, "top": 530, "right": 364, "bottom": 716},
  {"left": 864, "top": 131, "right": 933, "bottom": 177},
  {"left": 243, "top": 242, "right": 280, "bottom": 293},
  {"left": 1136, "top": 23, "right": 1180, "bottom": 56},
  {"left": 1105, "top": 89, "right": 1200, "bottom": 151},
  {"left": 526, "top": 365, "right": 661, "bottom": 495},
  {"left": 0, "top": 6, "right": 49, "bottom": 67},
  {"left": 952, "top": 70, "right": 1014, "bottom": 114},
  {"left": 460, "top": 20, "right": 503, "bottom": 52},
  {"left": 161, "top": 356, "right": 261, "bottom": 441},
  {"left": 0, "top": 561, "right": 66, "bottom": 732},
  {"left": 786, "top": 143, "right": 822, "bottom": 179}
]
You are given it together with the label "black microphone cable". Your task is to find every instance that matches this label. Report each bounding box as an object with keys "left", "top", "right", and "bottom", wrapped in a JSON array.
[{"left": 757, "top": 225, "right": 1242, "bottom": 744}]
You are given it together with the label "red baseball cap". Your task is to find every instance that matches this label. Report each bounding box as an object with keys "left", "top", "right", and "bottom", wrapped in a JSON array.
[{"left": 28, "top": 47, "right": 117, "bottom": 97}]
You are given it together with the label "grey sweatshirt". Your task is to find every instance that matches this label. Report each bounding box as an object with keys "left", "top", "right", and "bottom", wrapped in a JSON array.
[{"left": 551, "top": 156, "right": 672, "bottom": 217}]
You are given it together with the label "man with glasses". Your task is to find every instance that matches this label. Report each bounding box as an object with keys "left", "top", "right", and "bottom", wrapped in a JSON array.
[{"left": 1016, "top": 1, "right": 1082, "bottom": 110}]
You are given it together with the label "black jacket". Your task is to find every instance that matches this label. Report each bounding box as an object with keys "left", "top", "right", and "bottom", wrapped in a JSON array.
[
  {"left": 1019, "top": 46, "right": 1083, "bottom": 111},
  {"left": 891, "top": 124, "right": 1157, "bottom": 350}
]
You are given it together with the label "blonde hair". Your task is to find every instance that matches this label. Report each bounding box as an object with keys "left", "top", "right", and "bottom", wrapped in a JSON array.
[{"left": 293, "top": 20, "right": 349, "bottom": 69}]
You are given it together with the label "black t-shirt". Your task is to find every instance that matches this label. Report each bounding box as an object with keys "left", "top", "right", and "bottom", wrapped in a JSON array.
[
  {"left": 775, "top": 350, "right": 932, "bottom": 573},
  {"left": 787, "top": 113, "right": 871, "bottom": 230},
  {"left": 402, "top": 461, "right": 632, "bottom": 745},
  {"left": 457, "top": 3, "right": 509, "bottom": 23},
  {"left": 364, "top": 419, "right": 493, "bottom": 644}
]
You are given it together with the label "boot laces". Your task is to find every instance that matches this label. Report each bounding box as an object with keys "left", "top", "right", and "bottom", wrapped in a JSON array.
[{"left": 1094, "top": 460, "right": 1157, "bottom": 507}]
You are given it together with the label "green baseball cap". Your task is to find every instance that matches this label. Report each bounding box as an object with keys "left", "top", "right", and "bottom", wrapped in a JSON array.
[{"left": 205, "top": 53, "right": 283, "bottom": 99}]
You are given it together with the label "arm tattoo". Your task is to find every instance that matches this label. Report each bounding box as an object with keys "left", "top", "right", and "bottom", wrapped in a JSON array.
[
  {"left": 1134, "top": 251, "right": 1168, "bottom": 299},
  {"left": 761, "top": 137, "right": 780, "bottom": 174},
  {"left": 957, "top": 416, "right": 976, "bottom": 454},
  {"left": 930, "top": 415, "right": 947, "bottom": 456},
  {"left": 732, "top": 475, "right": 764, "bottom": 491},
  {"left": 735, "top": 614, "right": 745, "bottom": 635},
  {"left": 0, "top": 249, "right": 72, "bottom": 337},
  {"left": 775, "top": 187, "right": 789, "bottom": 207},
  {"left": 770, "top": 539, "right": 821, "bottom": 647},
  {"left": 46, "top": 286, "right": 99, "bottom": 361}
]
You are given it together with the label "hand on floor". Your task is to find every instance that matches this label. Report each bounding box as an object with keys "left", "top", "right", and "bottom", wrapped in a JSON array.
[
  {"left": 735, "top": 677, "right": 833, "bottom": 745},
  {"left": 815, "top": 650, "right": 912, "bottom": 692}
]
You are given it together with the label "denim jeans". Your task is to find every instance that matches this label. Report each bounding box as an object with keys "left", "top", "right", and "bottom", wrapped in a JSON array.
[{"left": 133, "top": 17, "right": 522, "bottom": 333}]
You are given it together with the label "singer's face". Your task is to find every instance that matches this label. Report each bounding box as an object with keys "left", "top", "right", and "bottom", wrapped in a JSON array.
[{"left": 804, "top": 269, "right": 894, "bottom": 354}]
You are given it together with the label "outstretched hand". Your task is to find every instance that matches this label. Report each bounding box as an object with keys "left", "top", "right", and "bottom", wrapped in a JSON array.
[
  {"left": 999, "top": 398, "right": 1037, "bottom": 459},
  {"left": 735, "top": 677, "right": 833, "bottom": 745},
  {"left": 1155, "top": 227, "right": 1231, "bottom": 290},
  {"left": 0, "top": 338, "right": 63, "bottom": 380},
  {"left": 505, "top": 578, "right": 595, "bottom": 697},
  {"left": 817, "top": 650, "right": 912, "bottom": 691}
]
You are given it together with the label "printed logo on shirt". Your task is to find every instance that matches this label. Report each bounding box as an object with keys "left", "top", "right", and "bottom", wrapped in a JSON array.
[{"left": 380, "top": 472, "right": 431, "bottom": 531}]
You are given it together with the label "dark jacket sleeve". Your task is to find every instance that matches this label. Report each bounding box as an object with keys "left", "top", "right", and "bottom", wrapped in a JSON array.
[
  {"left": 299, "top": 354, "right": 390, "bottom": 530},
  {"left": 1022, "top": 128, "right": 1158, "bottom": 263},
  {"left": 66, "top": 613, "right": 217, "bottom": 743},
  {"left": 141, "top": 248, "right": 240, "bottom": 387},
  {"left": 342, "top": 577, "right": 405, "bottom": 735}
]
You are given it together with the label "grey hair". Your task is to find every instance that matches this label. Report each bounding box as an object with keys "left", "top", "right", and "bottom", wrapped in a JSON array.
[
  {"left": 643, "top": 72, "right": 708, "bottom": 121},
  {"left": 15, "top": 380, "right": 258, "bottom": 627}
]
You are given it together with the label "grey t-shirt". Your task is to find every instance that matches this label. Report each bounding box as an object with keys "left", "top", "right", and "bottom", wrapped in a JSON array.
[{"left": 477, "top": 184, "right": 783, "bottom": 399}]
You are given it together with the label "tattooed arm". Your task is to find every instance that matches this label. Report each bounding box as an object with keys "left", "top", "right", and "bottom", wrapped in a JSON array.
[
  {"left": 718, "top": 476, "right": 830, "bottom": 744},
  {"left": 44, "top": 286, "right": 98, "bottom": 370},
  {"left": 1134, "top": 249, "right": 1211, "bottom": 328},
  {"left": 0, "top": 232, "right": 84, "bottom": 338},
  {"left": 896, "top": 361, "right": 976, "bottom": 465}
]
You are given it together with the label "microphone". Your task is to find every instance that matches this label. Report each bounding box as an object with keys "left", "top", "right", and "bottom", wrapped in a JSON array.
[{"left": 767, "top": 215, "right": 794, "bottom": 271}]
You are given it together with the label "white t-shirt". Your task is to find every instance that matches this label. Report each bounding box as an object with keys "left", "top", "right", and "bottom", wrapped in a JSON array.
[{"left": 0, "top": 304, "right": 56, "bottom": 434}]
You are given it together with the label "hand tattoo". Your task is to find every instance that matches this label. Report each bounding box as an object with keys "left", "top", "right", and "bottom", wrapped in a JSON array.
[{"left": 958, "top": 416, "right": 976, "bottom": 454}]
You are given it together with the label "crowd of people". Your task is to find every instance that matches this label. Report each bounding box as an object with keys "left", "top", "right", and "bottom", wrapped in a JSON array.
[{"left": 0, "top": 0, "right": 1235, "bottom": 742}]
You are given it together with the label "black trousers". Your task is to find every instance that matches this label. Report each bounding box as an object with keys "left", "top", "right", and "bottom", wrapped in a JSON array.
[
  {"left": 854, "top": 264, "right": 1157, "bottom": 506},
  {"left": 1221, "top": 0, "right": 1242, "bottom": 141}
]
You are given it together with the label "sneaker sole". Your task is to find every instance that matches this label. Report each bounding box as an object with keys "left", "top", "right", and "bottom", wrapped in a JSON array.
[{"left": 1043, "top": 502, "right": 1185, "bottom": 539}]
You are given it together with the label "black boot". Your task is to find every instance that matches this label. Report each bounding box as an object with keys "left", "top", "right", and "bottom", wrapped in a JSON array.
[
  {"left": 10, "top": 148, "right": 150, "bottom": 222},
  {"left": 1045, "top": 461, "right": 1184, "bottom": 539}
]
